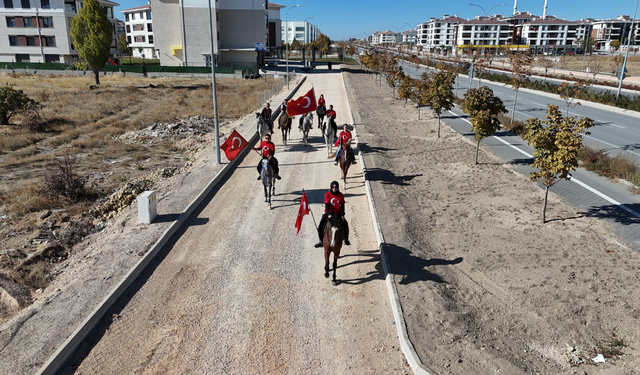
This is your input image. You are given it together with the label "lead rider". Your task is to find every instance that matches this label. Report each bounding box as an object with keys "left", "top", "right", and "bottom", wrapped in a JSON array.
[
  {"left": 314, "top": 181, "right": 351, "bottom": 248},
  {"left": 253, "top": 134, "right": 281, "bottom": 180}
]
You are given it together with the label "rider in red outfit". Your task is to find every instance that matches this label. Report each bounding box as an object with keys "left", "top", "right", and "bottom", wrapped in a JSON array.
[
  {"left": 318, "top": 94, "right": 326, "bottom": 107},
  {"left": 334, "top": 124, "right": 356, "bottom": 165},
  {"left": 325, "top": 104, "right": 338, "bottom": 136},
  {"left": 253, "top": 134, "right": 281, "bottom": 180},
  {"left": 314, "top": 181, "right": 350, "bottom": 247}
]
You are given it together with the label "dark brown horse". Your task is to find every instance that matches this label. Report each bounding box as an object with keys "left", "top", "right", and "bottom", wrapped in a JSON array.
[
  {"left": 338, "top": 140, "right": 353, "bottom": 190},
  {"left": 323, "top": 215, "right": 344, "bottom": 285},
  {"left": 279, "top": 111, "right": 292, "bottom": 145}
]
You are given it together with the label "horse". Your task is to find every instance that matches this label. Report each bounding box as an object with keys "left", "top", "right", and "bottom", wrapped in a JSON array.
[
  {"left": 323, "top": 215, "right": 345, "bottom": 285},
  {"left": 256, "top": 113, "right": 269, "bottom": 141},
  {"left": 301, "top": 112, "right": 313, "bottom": 146},
  {"left": 322, "top": 116, "right": 335, "bottom": 157},
  {"left": 260, "top": 158, "right": 275, "bottom": 208},
  {"left": 278, "top": 110, "right": 292, "bottom": 145},
  {"left": 316, "top": 104, "right": 326, "bottom": 129},
  {"left": 338, "top": 140, "right": 353, "bottom": 190}
]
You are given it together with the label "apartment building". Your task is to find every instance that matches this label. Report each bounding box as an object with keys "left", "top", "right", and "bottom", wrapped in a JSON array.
[
  {"left": 369, "top": 30, "right": 399, "bottom": 46},
  {"left": 417, "top": 15, "right": 464, "bottom": 53},
  {"left": 456, "top": 15, "right": 512, "bottom": 55},
  {"left": 0, "top": 0, "right": 119, "bottom": 63},
  {"left": 591, "top": 15, "right": 640, "bottom": 49},
  {"left": 281, "top": 19, "right": 320, "bottom": 46},
  {"left": 401, "top": 29, "right": 417, "bottom": 45},
  {"left": 266, "top": 1, "right": 281, "bottom": 56},
  {"left": 150, "top": 0, "right": 274, "bottom": 67},
  {"left": 121, "top": 2, "right": 156, "bottom": 59},
  {"left": 517, "top": 16, "right": 592, "bottom": 54}
]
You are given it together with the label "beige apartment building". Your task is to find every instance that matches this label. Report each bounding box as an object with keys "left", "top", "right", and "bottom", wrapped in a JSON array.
[
  {"left": 0, "top": 0, "right": 120, "bottom": 63},
  {"left": 150, "top": 0, "right": 280, "bottom": 67}
]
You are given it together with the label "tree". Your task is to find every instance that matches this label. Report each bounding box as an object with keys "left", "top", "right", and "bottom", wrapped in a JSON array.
[
  {"left": 315, "top": 34, "right": 331, "bottom": 58},
  {"left": 610, "top": 40, "right": 621, "bottom": 50},
  {"left": 522, "top": 105, "right": 594, "bottom": 223},
  {"left": 0, "top": 84, "right": 40, "bottom": 125},
  {"left": 587, "top": 55, "right": 607, "bottom": 88},
  {"left": 534, "top": 55, "right": 554, "bottom": 83},
  {"left": 397, "top": 76, "right": 416, "bottom": 108},
  {"left": 557, "top": 75, "right": 588, "bottom": 116},
  {"left": 474, "top": 57, "right": 489, "bottom": 87},
  {"left": 611, "top": 54, "right": 625, "bottom": 75},
  {"left": 424, "top": 66, "right": 457, "bottom": 138},
  {"left": 117, "top": 32, "right": 130, "bottom": 56},
  {"left": 576, "top": 37, "right": 596, "bottom": 54},
  {"left": 70, "top": 0, "right": 113, "bottom": 85},
  {"left": 508, "top": 51, "right": 533, "bottom": 121},
  {"left": 462, "top": 86, "right": 507, "bottom": 164},
  {"left": 290, "top": 38, "right": 301, "bottom": 54}
]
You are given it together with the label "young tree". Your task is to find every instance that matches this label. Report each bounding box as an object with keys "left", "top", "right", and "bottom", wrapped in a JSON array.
[
  {"left": 587, "top": 55, "right": 607, "bottom": 89},
  {"left": 397, "top": 76, "right": 416, "bottom": 108},
  {"left": 534, "top": 55, "right": 554, "bottom": 83},
  {"left": 508, "top": 51, "right": 534, "bottom": 121},
  {"left": 611, "top": 54, "right": 625, "bottom": 75},
  {"left": 0, "top": 84, "right": 40, "bottom": 125},
  {"left": 474, "top": 57, "right": 489, "bottom": 87},
  {"left": 117, "top": 32, "right": 130, "bottom": 56},
  {"left": 522, "top": 105, "right": 594, "bottom": 223},
  {"left": 424, "top": 66, "right": 457, "bottom": 138},
  {"left": 315, "top": 34, "right": 331, "bottom": 58},
  {"left": 462, "top": 86, "right": 507, "bottom": 164},
  {"left": 70, "top": 0, "right": 113, "bottom": 85},
  {"left": 290, "top": 38, "right": 301, "bottom": 54},
  {"left": 610, "top": 40, "right": 621, "bottom": 50},
  {"left": 576, "top": 37, "right": 596, "bottom": 54},
  {"left": 557, "top": 75, "right": 588, "bottom": 116}
]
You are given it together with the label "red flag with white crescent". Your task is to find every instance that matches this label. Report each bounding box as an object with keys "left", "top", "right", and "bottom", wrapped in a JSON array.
[
  {"left": 287, "top": 88, "right": 318, "bottom": 117},
  {"left": 219, "top": 129, "right": 249, "bottom": 162},
  {"left": 295, "top": 192, "right": 310, "bottom": 235}
]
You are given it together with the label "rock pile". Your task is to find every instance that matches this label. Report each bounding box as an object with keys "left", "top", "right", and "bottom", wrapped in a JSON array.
[
  {"left": 115, "top": 115, "right": 213, "bottom": 144},
  {"left": 90, "top": 167, "right": 178, "bottom": 221}
]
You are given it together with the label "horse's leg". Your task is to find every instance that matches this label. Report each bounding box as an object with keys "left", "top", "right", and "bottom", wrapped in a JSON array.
[
  {"left": 263, "top": 183, "right": 267, "bottom": 202},
  {"left": 324, "top": 247, "right": 330, "bottom": 279},
  {"left": 332, "top": 250, "right": 338, "bottom": 284}
]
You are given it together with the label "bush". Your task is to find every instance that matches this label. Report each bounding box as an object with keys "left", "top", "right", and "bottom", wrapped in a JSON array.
[
  {"left": 44, "top": 153, "right": 87, "bottom": 202},
  {"left": 19, "top": 110, "right": 46, "bottom": 132},
  {"left": 57, "top": 217, "right": 94, "bottom": 248},
  {"left": 0, "top": 84, "right": 41, "bottom": 125}
]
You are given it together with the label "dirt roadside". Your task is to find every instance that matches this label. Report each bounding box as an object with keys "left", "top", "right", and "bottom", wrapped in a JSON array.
[{"left": 343, "top": 66, "right": 640, "bottom": 374}]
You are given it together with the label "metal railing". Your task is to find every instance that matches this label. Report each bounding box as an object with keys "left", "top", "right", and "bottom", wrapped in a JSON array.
[{"left": 258, "top": 71, "right": 296, "bottom": 107}]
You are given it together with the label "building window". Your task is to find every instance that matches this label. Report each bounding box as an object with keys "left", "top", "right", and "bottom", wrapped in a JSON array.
[
  {"left": 126, "top": 35, "right": 130, "bottom": 43},
  {"left": 125, "top": 14, "right": 129, "bottom": 21},
  {"left": 4, "top": 0, "right": 13, "bottom": 8},
  {"left": 146, "top": 10, "right": 151, "bottom": 20},
  {"left": 265, "top": 14, "right": 267, "bottom": 28},
  {"left": 21, "top": 0, "right": 28, "bottom": 8},
  {"left": 9, "top": 35, "right": 18, "bottom": 45},
  {"left": 24, "top": 17, "right": 33, "bottom": 27},
  {"left": 126, "top": 25, "right": 130, "bottom": 32},
  {"left": 6, "top": 17, "right": 15, "bottom": 27},
  {"left": 139, "top": 12, "right": 143, "bottom": 20},
  {"left": 40, "top": 0, "right": 49, "bottom": 8},
  {"left": 147, "top": 23, "right": 152, "bottom": 32},
  {"left": 16, "top": 54, "right": 30, "bottom": 62},
  {"left": 26, "top": 36, "right": 36, "bottom": 45},
  {"left": 45, "top": 36, "right": 55, "bottom": 46},
  {"left": 42, "top": 17, "right": 52, "bottom": 27},
  {"left": 296, "top": 26, "right": 304, "bottom": 31},
  {"left": 148, "top": 35, "right": 153, "bottom": 43}
]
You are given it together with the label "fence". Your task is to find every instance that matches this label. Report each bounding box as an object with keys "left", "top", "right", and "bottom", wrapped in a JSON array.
[
  {"left": 0, "top": 62, "right": 258, "bottom": 75},
  {"left": 258, "top": 71, "right": 296, "bottom": 108}
]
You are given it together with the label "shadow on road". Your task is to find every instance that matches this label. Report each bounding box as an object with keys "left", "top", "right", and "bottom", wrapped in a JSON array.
[
  {"left": 384, "top": 243, "right": 463, "bottom": 285},
  {"left": 365, "top": 168, "right": 422, "bottom": 186},
  {"left": 336, "top": 250, "right": 385, "bottom": 285},
  {"left": 586, "top": 203, "right": 640, "bottom": 225}
]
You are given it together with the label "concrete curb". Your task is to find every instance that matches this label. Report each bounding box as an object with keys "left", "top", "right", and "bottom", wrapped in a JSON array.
[
  {"left": 340, "top": 66, "right": 433, "bottom": 375},
  {"left": 36, "top": 76, "right": 307, "bottom": 375}
]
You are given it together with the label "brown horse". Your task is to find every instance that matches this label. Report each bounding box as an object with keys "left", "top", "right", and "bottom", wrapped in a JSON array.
[
  {"left": 323, "top": 215, "right": 344, "bottom": 285},
  {"left": 338, "top": 140, "right": 353, "bottom": 190},
  {"left": 279, "top": 111, "right": 292, "bottom": 145}
]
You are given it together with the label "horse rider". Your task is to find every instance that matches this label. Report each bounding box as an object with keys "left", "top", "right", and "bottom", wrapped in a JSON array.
[
  {"left": 261, "top": 103, "right": 274, "bottom": 134},
  {"left": 334, "top": 124, "right": 356, "bottom": 166},
  {"left": 253, "top": 133, "right": 281, "bottom": 180},
  {"left": 325, "top": 104, "right": 338, "bottom": 136},
  {"left": 278, "top": 101, "right": 288, "bottom": 129},
  {"left": 318, "top": 94, "right": 326, "bottom": 107},
  {"left": 314, "top": 181, "right": 350, "bottom": 248}
]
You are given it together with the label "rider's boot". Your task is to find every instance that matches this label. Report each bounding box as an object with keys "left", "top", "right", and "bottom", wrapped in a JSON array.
[
  {"left": 257, "top": 175, "right": 261, "bottom": 180},
  {"left": 276, "top": 174, "right": 281, "bottom": 180},
  {"left": 314, "top": 241, "right": 323, "bottom": 248},
  {"left": 344, "top": 238, "right": 351, "bottom": 246}
]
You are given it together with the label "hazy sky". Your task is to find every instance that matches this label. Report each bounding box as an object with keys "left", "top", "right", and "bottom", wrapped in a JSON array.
[{"left": 114, "top": 0, "right": 640, "bottom": 41}]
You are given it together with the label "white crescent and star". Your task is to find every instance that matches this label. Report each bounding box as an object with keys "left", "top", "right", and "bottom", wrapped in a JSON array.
[
  {"left": 231, "top": 137, "right": 241, "bottom": 149},
  {"left": 330, "top": 197, "right": 337, "bottom": 206},
  {"left": 302, "top": 97, "right": 311, "bottom": 108}
]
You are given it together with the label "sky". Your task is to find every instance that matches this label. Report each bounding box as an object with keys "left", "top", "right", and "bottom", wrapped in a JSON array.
[{"left": 113, "top": 0, "right": 640, "bottom": 41}]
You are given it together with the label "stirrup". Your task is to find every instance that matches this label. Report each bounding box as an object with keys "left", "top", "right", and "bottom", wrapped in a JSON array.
[
  {"left": 314, "top": 241, "right": 323, "bottom": 248},
  {"left": 344, "top": 239, "right": 351, "bottom": 246}
]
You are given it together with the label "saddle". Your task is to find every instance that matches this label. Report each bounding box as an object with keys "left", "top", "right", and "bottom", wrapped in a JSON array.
[{"left": 317, "top": 105, "right": 326, "bottom": 116}]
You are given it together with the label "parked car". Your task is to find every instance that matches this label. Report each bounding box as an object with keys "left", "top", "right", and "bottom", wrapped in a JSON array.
[{"left": 457, "top": 62, "right": 471, "bottom": 69}]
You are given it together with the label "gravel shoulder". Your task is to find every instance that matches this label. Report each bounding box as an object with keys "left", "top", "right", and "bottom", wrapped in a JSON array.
[{"left": 343, "top": 66, "right": 640, "bottom": 375}]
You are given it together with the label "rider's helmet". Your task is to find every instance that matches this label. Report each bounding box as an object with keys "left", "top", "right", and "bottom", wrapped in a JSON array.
[{"left": 330, "top": 181, "right": 339, "bottom": 192}]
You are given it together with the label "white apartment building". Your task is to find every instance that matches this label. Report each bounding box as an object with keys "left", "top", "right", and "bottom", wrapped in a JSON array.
[
  {"left": 369, "top": 30, "right": 399, "bottom": 46},
  {"left": 417, "top": 15, "right": 464, "bottom": 54},
  {"left": 401, "top": 29, "right": 417, "bottom": 45},
  {"left": 120, "top": 2, "right": 156, "bottom": 59},
  {"left": 591, "top": 15, "right": 640, "bottom": 49},
  {"left": 517, "top": 17, "right": 592, "bottom": 54},
  {"left": 281, "top": 20, "right": 320, "bottom": 46},
  {"left": 150, "top": 0, "right": 273, "bottom": 67},
  {"left": 0, "top": 0, "right": 119, "bottom": 63},
  {"left": 456, "top": 16, "right": 512, "bottom": 51}
]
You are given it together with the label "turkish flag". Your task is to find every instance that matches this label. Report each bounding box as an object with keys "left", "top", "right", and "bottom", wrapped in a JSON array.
[
  {"left": 287, "top": 88, "right": 317, "bottom": 117},
  {"left": 219, "top": 129, "right": 248, "bottom": 162},
  {"left": 294, "top": 192, "right": 310, "bottom": 235}
]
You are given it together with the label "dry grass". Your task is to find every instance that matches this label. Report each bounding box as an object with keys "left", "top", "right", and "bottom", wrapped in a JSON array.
[{"left": 554, "top": 54, "right": 640, "bottom": 77}]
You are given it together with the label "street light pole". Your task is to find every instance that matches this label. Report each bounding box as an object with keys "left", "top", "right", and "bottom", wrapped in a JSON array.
[
  {"left": 469, "top": 3, "right": 506, "bottom": 57},
  {"left": 286, "top": 4, "right": 301, "bottom": 90},
  {"left": 616, "top": 0, "right": 639, "bottom": 99},
  {"left": 207, "top": 0, "right": 220, "bottom": 163},
  {"left": 303, "top": 16, "right": 313, "bottom": 68}
]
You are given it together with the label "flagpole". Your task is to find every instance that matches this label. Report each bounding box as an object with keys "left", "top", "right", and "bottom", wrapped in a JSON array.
[{"left": 303, "top": 188, "right": 319, "bottom": 230}]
